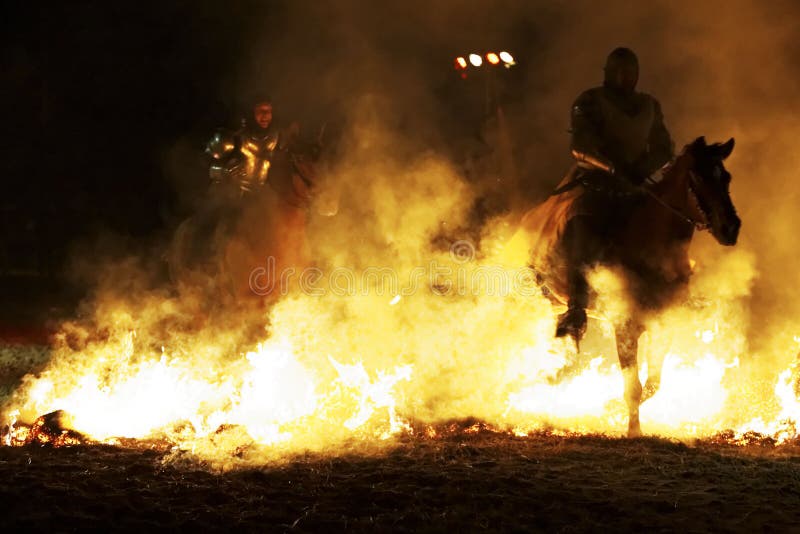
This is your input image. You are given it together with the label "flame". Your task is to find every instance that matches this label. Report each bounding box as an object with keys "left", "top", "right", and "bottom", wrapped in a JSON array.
[
  {"left": 735, "top": 359, "right": 800, "bottom": 444},
  {"left": 3, "top": 410, "right": 18, "bottom": 446},
  {"left": 5, "top": 242, "right": 799, "bottom": 463},
  {"left": 4, "top": 268, "right": 800, "bottom": 461},
  {"left": 328, "top": 357, "right": 412, "bottom": 437},
  {"left": 4, "top": 331, "right": 416, "bottom": 453},
  {"left": 5, "top": 251, "right": 800, "bottom": 461}
]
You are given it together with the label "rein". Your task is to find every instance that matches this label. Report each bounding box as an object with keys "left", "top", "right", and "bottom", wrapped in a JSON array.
[
  {"left": 550, "top": 159, "right": 710, "bottom": 232},
  {"left": 643, "top": 172, "right": 709, "bottom": 232}
]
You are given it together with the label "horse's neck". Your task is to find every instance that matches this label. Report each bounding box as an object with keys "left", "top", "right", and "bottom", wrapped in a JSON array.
[
  {"left": 650, "top": 153, "right": 692, "bottom": 209},
  {"left": 624, "top": 152, "right": 694, "bottom": 253}
]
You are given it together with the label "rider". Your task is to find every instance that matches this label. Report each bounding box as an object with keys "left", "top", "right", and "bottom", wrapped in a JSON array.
[
  {"left": 205, "top": 95, "right": 297, "bottom": 199},
  {"left": 556, "top": 47, "right": 674, "bottom": 341},
  {"left": 199, "top": 95, "right": 324, "bottom": 300},
  {"left": 180, "top": 96, "right": 300, "bottom": 277}
]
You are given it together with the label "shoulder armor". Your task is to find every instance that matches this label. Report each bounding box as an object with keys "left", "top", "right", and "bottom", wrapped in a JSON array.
[
  {"left": 205, "top": 129, "right": 238, "bottom": 160},
  {"left": 571, "top": 88, "right": 603, "bottom": 117},
  {"left": 633, "top": 91, "right": 657, "bottom": 107}
]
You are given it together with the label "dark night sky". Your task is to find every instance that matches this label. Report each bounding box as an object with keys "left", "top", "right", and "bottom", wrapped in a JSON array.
[{"left": 1, "top": 2, "right": 280, "bottom": 237}]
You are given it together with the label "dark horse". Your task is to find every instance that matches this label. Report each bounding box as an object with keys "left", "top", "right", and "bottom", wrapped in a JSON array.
[
  {"left": 515, "top": 137, "right": 741, "bottom": 436},
  {"left": 166, "top": 142, "right": 337, "bottom": 305}
]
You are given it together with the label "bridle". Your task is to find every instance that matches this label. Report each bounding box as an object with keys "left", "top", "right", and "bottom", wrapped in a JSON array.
[
  {"left": 643, "top": 168, "right": 710, "bottom": 232},
  {"left": 550, "top": 157, "right": 714, "bottom": 233}
]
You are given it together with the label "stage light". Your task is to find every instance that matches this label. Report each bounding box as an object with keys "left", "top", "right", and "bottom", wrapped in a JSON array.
[
  {"left": 499, "top": 51, "right": 515, "bottom": 64},
  {"left": 486, "top": 52, "right": 500, "bottom": 65},
  {"left": 469, "top": 54, "right": 482, "bottom": 67},
  {"left": 455, "top": 56, "right": 467, "bottom": 69}
]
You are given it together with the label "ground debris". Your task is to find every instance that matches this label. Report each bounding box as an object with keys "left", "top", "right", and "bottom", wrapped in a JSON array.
[{"left": 25, "top": 410, "right": 88, "bottom": 447}]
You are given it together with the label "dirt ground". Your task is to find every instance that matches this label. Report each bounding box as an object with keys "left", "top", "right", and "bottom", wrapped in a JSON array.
[{"left": 2, "top": 429, "right": 800, "bottom": 533}]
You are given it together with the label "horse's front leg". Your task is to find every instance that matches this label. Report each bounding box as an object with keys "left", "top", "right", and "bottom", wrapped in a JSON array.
[
  {"left": 615, "top": 320, "right": 645, "bottom": 437},
  {"left": 642, "top": 335, "right": 665, "bottom": 403}
]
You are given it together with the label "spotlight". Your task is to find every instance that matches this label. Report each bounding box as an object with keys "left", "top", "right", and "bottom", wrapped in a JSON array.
[
  {"left": 455, "top": 56, "right": 467, "bottom": 69},
  {"left": 486, "top": 52, "right": 500, "bottom": 65},
  {"left": 469, "top": 53, "right": 483, "bottom": 67},
  {"left": 499, "top": 51, "right": 515, "bottom": 64}
]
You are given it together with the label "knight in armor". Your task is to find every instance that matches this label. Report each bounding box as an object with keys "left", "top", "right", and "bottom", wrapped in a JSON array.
[
  {"left": 206, "top": 96, "right": 289, "bottom": 198},
  {"left": 555, "top": 47, "right": 674, "bottom": 341}
]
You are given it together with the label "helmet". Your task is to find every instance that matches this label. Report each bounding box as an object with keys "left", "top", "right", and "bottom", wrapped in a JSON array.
[
  {"left": 603, "top": 47, "right": 639, "bottom": 92},
  {"left": 249, "top": 92, "right": 273, "bottom": 107}
]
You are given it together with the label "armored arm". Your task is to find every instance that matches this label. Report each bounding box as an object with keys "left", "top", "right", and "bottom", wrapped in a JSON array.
[
  {"left": 570, "top": 90, "right": 616, "bottom": 174},
  {"left": 571, "top": 149, "right": 615, "bottom": 174},
  {"left": 205, "top": 129, "right": 243, "bottom": 186}
]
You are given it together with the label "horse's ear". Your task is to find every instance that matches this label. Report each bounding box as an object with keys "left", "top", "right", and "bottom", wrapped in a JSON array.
[
  {"left": 718, "top": 137, "right": 735, "bottom": 159},
  {"left": 691, "top": 136, "right": 707, "bottom": 150}
]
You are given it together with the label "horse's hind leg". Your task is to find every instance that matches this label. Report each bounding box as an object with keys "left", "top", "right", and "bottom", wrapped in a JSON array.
[{"left": 615, "top": 320, "right": 645, "bottom": 437}]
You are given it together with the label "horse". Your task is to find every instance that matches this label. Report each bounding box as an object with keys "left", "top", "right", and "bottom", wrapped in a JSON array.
[
  {"left": 513, "top": 137, "right": 741, "bottom": 437},
  {"left": 166, "top": 141, "right": 338, "bottom": 308}
]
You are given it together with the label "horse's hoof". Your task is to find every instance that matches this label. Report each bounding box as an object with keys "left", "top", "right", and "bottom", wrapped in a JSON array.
[{"left": 627, "top": 425, "right": 642, "bottom": 438}]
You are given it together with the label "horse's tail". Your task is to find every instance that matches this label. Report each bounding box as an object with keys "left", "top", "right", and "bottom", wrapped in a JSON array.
[
  {"left": 497, "top": 170, "right": 583, "bottom": 303},
  {"left": 503, "top": 191, "right": 576, "bottom": 266}
]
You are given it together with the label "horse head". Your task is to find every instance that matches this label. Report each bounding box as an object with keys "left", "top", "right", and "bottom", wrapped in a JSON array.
[{"left": 686, "top": 136, "right": 741, "bottom": 246}]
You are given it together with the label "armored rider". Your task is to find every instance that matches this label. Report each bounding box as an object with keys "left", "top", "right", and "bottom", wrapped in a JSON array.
[
  {"left": 205, "top": 95, "right": 299, "bottom": 199},
  {"left": 556, "top": 47, "right": 674, "bottom": 342}
]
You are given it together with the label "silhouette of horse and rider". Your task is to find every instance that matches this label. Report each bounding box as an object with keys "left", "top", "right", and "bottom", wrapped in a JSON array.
[
  {"left": 167, "top": 96, "right": 337, "bottom": 308},
  {"left": 513, "top": 48, "right": 740, "bottom": 436}
]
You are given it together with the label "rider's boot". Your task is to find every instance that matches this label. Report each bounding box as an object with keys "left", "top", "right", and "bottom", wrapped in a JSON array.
[
  {"left": 555, "top": 217, "right": 593, "bottom": 345},
  {"left": 555, "top": 306, "right": 588, "bottom": 342},
  {"left": 555, "top": 262, "right": 589, "bottom": 344}
]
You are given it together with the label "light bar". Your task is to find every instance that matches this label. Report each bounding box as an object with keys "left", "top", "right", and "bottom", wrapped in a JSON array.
[{"left": 453, "top": 51, "right": 516, "bottom": 71}]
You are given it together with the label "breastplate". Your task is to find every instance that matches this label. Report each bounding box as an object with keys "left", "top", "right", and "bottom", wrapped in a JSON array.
[
  {"left": 596, "top": 93, "right": 654, "bottom": 165},
  {"left": 238, "top": 130, "right": 280, "bottom": 192}
]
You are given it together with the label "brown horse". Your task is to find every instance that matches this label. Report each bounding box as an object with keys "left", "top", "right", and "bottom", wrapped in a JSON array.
[
  {"left": 515, "top": 137, "right": 741, "bottom": 436},
  {"left": 167, "top": 144, "right": 338, "bottom": 306}
]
